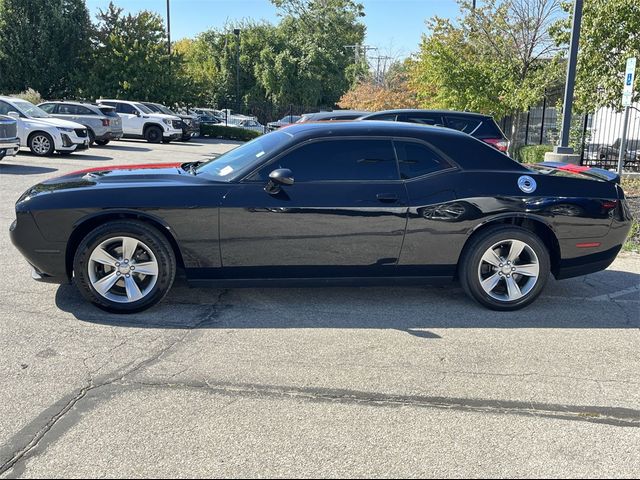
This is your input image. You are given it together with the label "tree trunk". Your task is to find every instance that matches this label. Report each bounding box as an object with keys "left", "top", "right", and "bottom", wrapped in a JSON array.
[{"left": 508, "top": 110, "right": 525, "bottom": 159}]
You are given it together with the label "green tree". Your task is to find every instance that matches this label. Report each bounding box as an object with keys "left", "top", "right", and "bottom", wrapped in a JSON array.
[
  {"left": 409, "top": 0, "right": 564, "bottom": 155},
  {"left": 0, "top": 0, "right": 91, "bottom": 97},
  {"left": 552, "top": 0, "right": 640, "bottom": 112},
  {"left": 81, "top": 2, "right": 192, "bottom": 104}
]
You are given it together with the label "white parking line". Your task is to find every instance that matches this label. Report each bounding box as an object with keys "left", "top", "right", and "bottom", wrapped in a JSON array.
[{"left": 591, "top": 284, "right": 640, "bottom": 301}]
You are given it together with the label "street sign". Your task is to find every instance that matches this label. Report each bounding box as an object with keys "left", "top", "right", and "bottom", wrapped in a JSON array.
[{"left": 622, "top": 57, "right": 636, "bottom": 107}]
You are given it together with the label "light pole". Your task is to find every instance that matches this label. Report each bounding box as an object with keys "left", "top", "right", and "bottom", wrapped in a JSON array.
[
  {"left": 166, "top": 0, "right": 171, "bottom": 56},
  {"left": 234, "top": 28, "right": 241, "bottom": 113},
  {"left": 555, "top": 0, "right": 584, "bottom": 156}
]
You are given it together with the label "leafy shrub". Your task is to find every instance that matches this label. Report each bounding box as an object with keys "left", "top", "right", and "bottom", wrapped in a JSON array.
[
  {"left": 200, "top": 124, "right": 261, "bottom": 141},
  {"left": 11, "top": 88, "right": 43, "bottom": 105},
  {"left": 517, "top": 144, "right": 553, "bottom": 164}
]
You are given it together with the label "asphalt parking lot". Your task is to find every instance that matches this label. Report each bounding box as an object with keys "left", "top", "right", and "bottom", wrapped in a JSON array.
[{"left": 1, "top": 139, "right": 639, "bottom": 478}]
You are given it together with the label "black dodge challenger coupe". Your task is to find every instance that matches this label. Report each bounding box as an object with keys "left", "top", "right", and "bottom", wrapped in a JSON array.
[{"left": 10, "top": 121, "right": 632, "bottom": 313}]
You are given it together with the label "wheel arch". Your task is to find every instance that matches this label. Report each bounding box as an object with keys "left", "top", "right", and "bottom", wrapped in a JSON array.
[
  {"left": 65, "top": 210, "right": 185, "bottom": 279},
  {"left": 143, "top": 122, "right": 164, "bottom": 134},
  {"left": 458, "top": 215, "right": 561, "bottom": 277}
]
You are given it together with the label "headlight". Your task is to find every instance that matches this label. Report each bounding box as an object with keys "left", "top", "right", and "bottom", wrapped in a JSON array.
[
  {"left": 162, "top": 118, "right": 172, "bottom": 126},
  {"left": 57, "top": 127, "right": 74, "bottom": 133}
]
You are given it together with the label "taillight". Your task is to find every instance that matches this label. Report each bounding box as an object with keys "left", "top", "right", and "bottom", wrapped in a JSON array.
[
  {"left": 102, "top": 119, "right": 110, "bottom": 126},
  {"left": 482, "top": 138, "right": 509, "bottom": 152}
]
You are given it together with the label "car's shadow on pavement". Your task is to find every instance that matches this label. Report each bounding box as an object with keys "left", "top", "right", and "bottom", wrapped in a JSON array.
[
  {"left": 0, "top": 164, "right": 58, "bottom": 175},
  {"left": 54, "top": 269, "right": 640, "bottom": 336},
  {"left": 98, "top": 144, "right": 152, "bottom": 152}
]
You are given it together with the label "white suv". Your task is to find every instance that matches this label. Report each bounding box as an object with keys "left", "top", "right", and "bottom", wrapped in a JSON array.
[
  {"left": 98, "top": 100, "right": 183, "bottom": 143},
  {"left": 0, "top": 96, "right": 90, "bottom": 156}
]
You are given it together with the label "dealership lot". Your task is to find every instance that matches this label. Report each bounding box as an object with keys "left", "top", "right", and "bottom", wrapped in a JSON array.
[{"left": 1, "top": 140, "right": 639, "bottom": 478}]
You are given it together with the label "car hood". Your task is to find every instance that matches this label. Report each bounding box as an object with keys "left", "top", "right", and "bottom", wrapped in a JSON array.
[
  {"left": 17, "top": 162, "right": 212, "bottom": 202},
  {"left": 26, "top": 117, "right": 86, "bottom": 129},
  {"left": 146, "top": 113, "right": 181, "bottom": 121}
]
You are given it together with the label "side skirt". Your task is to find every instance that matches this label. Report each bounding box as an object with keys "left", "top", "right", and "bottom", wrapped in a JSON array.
[{"left": 187, "top": 276, "right": 456, "bottom": 288}]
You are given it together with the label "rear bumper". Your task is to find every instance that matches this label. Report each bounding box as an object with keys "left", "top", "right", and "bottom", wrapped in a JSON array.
[
  {"left": 96, "top": 130, "right": 123, "bottom": 141},
  {"left": 555, "top": 245, "right": 623, "bottom": 279}
]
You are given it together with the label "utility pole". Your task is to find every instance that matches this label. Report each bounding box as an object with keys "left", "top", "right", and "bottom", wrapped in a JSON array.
[{"left": 371, "top": 55, "right": 392, "bottom": 85}]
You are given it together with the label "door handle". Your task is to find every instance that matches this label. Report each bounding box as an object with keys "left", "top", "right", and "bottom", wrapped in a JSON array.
[{"left": 376, "top": 193, "right": 399, "bottom": 202}]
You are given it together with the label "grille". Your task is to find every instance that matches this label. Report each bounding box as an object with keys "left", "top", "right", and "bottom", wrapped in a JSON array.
[
  {"left": 74, "top": 128, "right": 88, "bottom": 138},
  {"left": 0, "top": 119, "right": 17, "bottom": 139},
  {"left": 172, "top": 119, "right": 183, "bottom": 129}
]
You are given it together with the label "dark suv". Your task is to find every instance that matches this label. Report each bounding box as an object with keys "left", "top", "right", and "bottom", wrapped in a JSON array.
[
  {"left": 359, "top": 109, "right": 509, "bottom": 153},
  {"left": 142, "top": 102, "right": 200, "bottom": 141}
]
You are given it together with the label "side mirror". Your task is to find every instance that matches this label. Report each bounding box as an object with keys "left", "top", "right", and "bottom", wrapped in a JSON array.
[
  {"left": 8, "top": 111, "right": 20, "bottom": 119},
  {"left": 134, "top": 110, "right": 141, "bottom": 117},
  {"left": 269, "top": 168, "right": 294, "bottom": 186},
  {"left": 265, "top": 168, "right": 294, "bottom": 194}
]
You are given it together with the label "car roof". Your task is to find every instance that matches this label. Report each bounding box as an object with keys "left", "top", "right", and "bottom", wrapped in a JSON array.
[
  {"left": 360, "top": 109, "right": 494, "bottom": 119},
  {"left": 282, "top": 119, "right": 467, "bottom": 140},
  {"left": 40, "top": 100, "right": 101, "bottom": 107}
]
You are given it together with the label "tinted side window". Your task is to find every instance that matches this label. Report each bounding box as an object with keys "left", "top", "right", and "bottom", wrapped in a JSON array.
[
  {"left": 401, "top": 113, "right": 444, "bottom": 126},
  {"left": 444, "top": 115, "right": 482, "bottom": 134},
  {"left": 58, "top": 104, "right": 78, "bottom": 114},
  {"left": 76, "top": 105, "right": 95, "bottom": 115},
  {"left": 39, "top": 103, "right": 57, "bottom": 114},
  {"left": 116, "top": 103, "right": 137, "bottom": 114},
  {"left": 367, "top": 113, "right": 398, "bottom": 121},
  {"left": 394, "top": 141, "right": 451, "bottom": 179},
  {"left": 252, "top": 139, "right": 398, "bottom": 182}
]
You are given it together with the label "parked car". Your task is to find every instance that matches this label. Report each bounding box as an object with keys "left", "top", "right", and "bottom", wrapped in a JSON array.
[
  {"left": 141, "top": 102, "right": 200, "bottom": 141},
  {"left": 0, "top": 96, "right": 89, "bottom": 156},
  {"left": 588, "top": 138, "right": 640, "bottom": 171},
  {"left": 267, "top": 114, "right": 301, "bottom": 132},
  {"left": 38, "top": 101, "right": 123, "bottom": 146},
  {"left": 10, "top": 121, "right": 631, "bottom": 313},
  {"left": 359, "top": 109, "right": 510, "bottom": 153},
  {"left": 97, "top": 99, "right": 182, "bottom": 143},
  {"left": 228, "top": 116, "right": 265, "bottom": 134},
  {"left": 0, "top": 115, "right": 20, "bottom": 161},
  {"left": 189, "top": 108, "right": 223, "bottom": 126},
  {"left": 296, "top": 110, "right": 369, "bottom": 122}
]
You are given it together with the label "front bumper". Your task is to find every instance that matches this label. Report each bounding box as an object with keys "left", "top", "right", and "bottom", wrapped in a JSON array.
[
  {"left": 56, "top": 131, "right": 90, "bottom": 151},
  {"left": 10, "top": 213, "right": 69, "bottom": 284},
  {"left": 0, "top": 139, "right": 20, "bottom": 158}
]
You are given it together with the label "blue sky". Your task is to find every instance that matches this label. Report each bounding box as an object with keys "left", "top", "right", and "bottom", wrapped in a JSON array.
[{"left": 85, "top": 0, "right": 461, "bottom": 59}]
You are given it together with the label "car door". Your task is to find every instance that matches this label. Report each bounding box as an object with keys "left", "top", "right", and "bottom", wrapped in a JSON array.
[
  {"left": 218, "top": 137, "right": 409, "bottom": 278},
  {"left": 114, "top": 102, "right": 142, "bottom": 135}
]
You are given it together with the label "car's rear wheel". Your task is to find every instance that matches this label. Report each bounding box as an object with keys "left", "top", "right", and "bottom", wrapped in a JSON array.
[
  {"left": 144, "top": 126, "right": 163, "bottom": 143},
  {"left": 95, "top": 139, "right": 110, "bottom": 146},
  {"left": 459, "top": 226, "right": 550, "bottom": 310},
  {"left": 73, "top": 221, "right": 176, "bottom": 313},
  {"left": 181, "top": 135, "right": 192, "bottom": 141},
  {"left": 88, "top": 129, "right": 96, "bottom": 146},
  {"left": 28, "top": 132, "right": 55, "bottom": 156}
]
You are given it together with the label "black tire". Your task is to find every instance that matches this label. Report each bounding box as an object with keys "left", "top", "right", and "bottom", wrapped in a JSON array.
[
  {"left": 459, "top": 225, "right": 550, "bottom": 311},
  {"left": 28, "top": 132, "right": 55, "bottom": 156},
  {"left": 162, "top": 138, "right": 172, "bottom": 144},
  {"left": 58, "top": 150, "right": 75, "bottom": 156},
  {"left": 88, "top": 129, "right": 96, "bottom": 146},
  {"left": 144, "top": 125, "right": 163, "bottom": 143},
  {"left": 181, "top": 135, "right": 192, "bottom": 142},
  {"left": 73, "top": 220, "right": 176, "bottom": 313},
  {"left": 95, "top": 139, "right": 110, "bottom": 146}
]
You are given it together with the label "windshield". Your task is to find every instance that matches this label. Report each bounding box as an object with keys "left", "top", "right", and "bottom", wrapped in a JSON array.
[
  {"left": 135, "top": 103, "right": 154, "bottom": 114},
  {"left": 157, "top": 104, "right": 174, "bottom": 115},
  {"left": 12, "top": 100, "right": 50, "bottom": 118},
  {"left": 196, "top": 131, "right": 291, "bottom": 180}
]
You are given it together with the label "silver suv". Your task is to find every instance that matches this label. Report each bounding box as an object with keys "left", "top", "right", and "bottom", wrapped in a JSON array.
[{"left": 38, "top": 101, "right": 123, "bottom": 146}]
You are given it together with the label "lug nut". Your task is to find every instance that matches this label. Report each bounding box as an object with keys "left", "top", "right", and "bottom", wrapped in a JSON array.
[
  {"left": 499, "top": 263, "right": 503, "bottom": 267},
  {"left": 512, "top": 267, "right": 516, "bottom": 271},
  {"left": 124, "top": 259, "right": 129, "bottom": 264},
  {"left": 130, "top": 266, "right": 135, "bottom": 270},
  {"left": 125, "top": 274, "right": 130, "bottom": 278},
  {"left": 115, "top": 262, "right": 120, "bottom": 267}
]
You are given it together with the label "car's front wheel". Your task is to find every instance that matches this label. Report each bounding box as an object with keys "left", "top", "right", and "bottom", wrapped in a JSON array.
[
  {"left": 459, "top": 226, "right": 550, "bottom": 310},
  {"left": 28, "top": 132, "right": 55, "bottom": 156},
  {"left": 73, "top": 220, "right": 176, "bottom": 313},
  {"left": 144, "top": 126, "right": 163, "bottom": 143}
]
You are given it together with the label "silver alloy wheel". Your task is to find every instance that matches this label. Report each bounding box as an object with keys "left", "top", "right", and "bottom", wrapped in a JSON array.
[
  {"left": 477, "top": 239, "right": 540, "bottom": 302},
  {"left": 87, "top": 236, "right": 159, "bottom": 303},
  {"left": 31, "top": 135, "right": 51, "bottom": 155}
]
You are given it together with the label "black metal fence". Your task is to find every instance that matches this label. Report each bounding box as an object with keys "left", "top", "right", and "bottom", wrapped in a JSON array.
[{"left": 501, "top": 102, "right": 640, "bottom": 171}]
